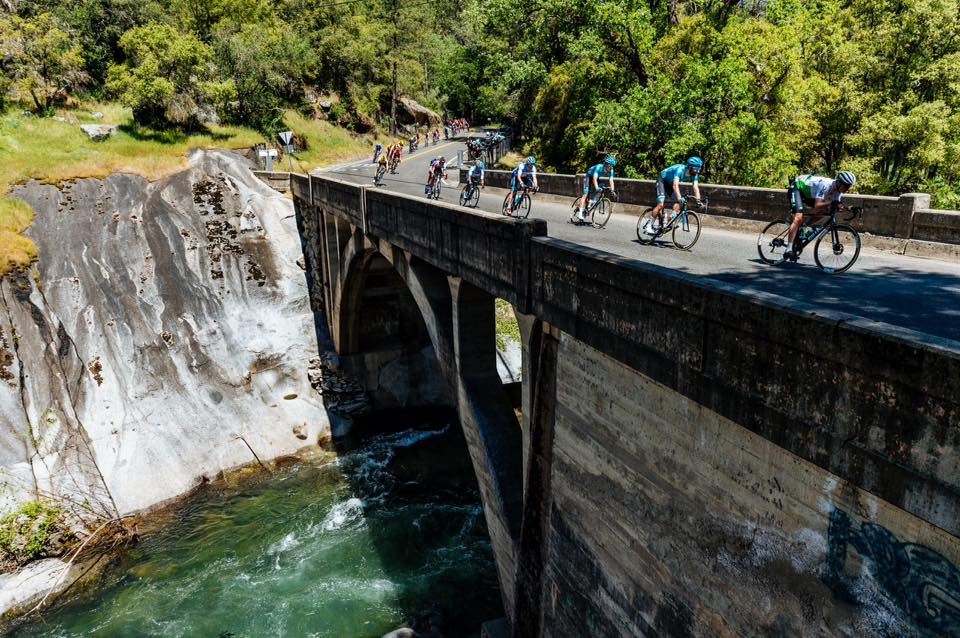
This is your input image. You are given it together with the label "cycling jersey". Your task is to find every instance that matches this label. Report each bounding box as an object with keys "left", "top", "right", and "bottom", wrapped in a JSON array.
[
  {"left": 516, "top": 161, "right": 537, "bottom": 177},
  {"left": 377, "top": 154, "right": 388, "bottom": 165},
  {"left": 660, "top": 164, "right": 699, "bottom": 185},
  {"left": 587, "top": 163, "right": 615, "bottom": 180},
  {"left": 430, "top": 159, "right": 446, "bottom": 173},
  {"left": 467, "top": 165, "right": 484, "bottom": 181},
  {"left": 795, "top": 175, "right": 842, "bottom": 203}
]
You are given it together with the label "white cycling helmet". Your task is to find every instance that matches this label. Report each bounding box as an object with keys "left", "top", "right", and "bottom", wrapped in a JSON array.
[{"left": 836, "top": 171, "right": 857, "bottom": 186}]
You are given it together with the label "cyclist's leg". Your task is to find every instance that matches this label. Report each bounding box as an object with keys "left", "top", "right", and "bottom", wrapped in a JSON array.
[
  {"left": 645, "top": 181, "right": 668, "bottom": 232},
  {"left": 786, "top": 186, "right": 804, "bottom": 252},
  {"left": 508, "top": 175, "right": 518, "bottom": 212},
  {"left": 578, "top": 176, "right": 590, "bottom": 217}
]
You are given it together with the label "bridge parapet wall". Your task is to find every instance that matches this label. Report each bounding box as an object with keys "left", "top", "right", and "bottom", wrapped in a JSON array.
[{"left": 464, "top": 168, "right": 960, "bottom": 244}]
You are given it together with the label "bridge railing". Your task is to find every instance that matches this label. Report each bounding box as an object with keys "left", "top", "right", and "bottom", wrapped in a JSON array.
[
  {"left": 461, "top": 169, "right": 959, "bottom": 245},
  {"left": 302, "top": 174, "right": 546, "bottom": 312}
]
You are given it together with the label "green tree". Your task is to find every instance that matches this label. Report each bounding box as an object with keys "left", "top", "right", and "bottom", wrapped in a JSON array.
[
  {"left": 0, "top": 13, "right": 88, "bottom": 113},
  {"left": 214, "top": 20, "right": 314, "bottom": 133},
  {"left": 106, "top": 23, "right": 234, "bottom": 128}
]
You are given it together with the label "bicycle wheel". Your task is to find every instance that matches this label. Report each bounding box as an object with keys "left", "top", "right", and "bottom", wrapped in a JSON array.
[
  {"left": 459, "top": 186, "right": 470, "bottom": 206},
  {"left": 672, "top": 210, "right": 701, "bottom": 250},
  {"left": 636, "top": 207, "right": 659, "bottom": 245},
  {"left": 591, "top": 197, "right": 613, "bottom": 228},
  {"left": 515, "top": 193, "right": 531, "bottom": 219},
  {"left": 501, "top": 193, "right": 511, "bottom": 216},
  {"left": 469, "top": 186, "right": 481, "bottom": 208},
  {"left": 814, "top": 224, "right": 861, "bottom": 273},
  {"left": 757, "top": 221, "right": 791, "bottom": 265}
]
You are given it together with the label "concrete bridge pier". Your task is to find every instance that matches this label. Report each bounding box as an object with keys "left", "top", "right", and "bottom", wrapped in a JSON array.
[{"left": 449, "top": 277, "right": 524, "bottom": 616}]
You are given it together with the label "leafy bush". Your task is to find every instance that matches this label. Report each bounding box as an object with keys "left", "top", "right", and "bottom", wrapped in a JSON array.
[{"left": 106, "top": 23, "right": 233, "bottom": 129}]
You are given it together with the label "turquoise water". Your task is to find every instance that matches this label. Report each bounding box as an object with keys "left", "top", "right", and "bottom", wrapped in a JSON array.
[{"left": 11, "top": 420, "right": 502, "bottom": 637}]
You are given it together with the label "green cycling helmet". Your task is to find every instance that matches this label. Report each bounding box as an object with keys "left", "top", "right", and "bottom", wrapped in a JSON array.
[
  {"left": 527, "top": 156, "right": 537, "bottom": 165},
  {"left": 604, "top": 156, "right": 616, "bottom": 166}
]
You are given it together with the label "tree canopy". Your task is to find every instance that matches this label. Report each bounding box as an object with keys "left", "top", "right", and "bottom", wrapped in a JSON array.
[{"left": 1, "top": 0, "right": 959, "bottom": 204}]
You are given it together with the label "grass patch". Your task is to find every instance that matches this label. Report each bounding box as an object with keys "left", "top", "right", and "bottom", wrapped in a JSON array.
[
  {"left": 281, "top": 110, "right": 397, "bottom": 173},
  {"left": 0, "top": 501, "right": 75, "bottom": 566},
  {"left": 495, "top": 298, "right": 521, "bottom": 351},
  {"left": 495, "top": 151, "right": 524, "bottom": 171},
  {"left": 0, "top": 102, "right": 389, "bottom": 277}
]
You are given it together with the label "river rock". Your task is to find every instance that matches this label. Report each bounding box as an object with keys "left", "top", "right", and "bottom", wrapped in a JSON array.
[
  {"left": 0, "top": 558, "right": 87, "bottom": 619},
  {"left": 0, "top": 149, "right": 329, "bottom": 527},
  {"left": 80, "top": 124, "right": 116, "bottom": 142}
]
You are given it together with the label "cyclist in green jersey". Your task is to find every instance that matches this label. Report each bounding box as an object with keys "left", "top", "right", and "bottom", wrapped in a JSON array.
[{"left": 785, "top": 171, "right": 856, "bottom": 257}]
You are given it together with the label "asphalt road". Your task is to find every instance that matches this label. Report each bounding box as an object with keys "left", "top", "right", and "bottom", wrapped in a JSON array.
[{"left": 318, "top": 140, "right": 960, "bottom": 344}]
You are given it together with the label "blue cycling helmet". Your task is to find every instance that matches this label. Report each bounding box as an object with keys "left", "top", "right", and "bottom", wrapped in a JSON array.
[
  {"left": 475, "top": 160, "right": 485, "bottom": 169},
  {"left": 527, "top": 156, "right": 537, "bottom": 165},
  {"left": 836, "top": 171, "right": 856, "bottom": 186},
  {"left": 687, "top": 156, "right": 704, "bottom": 169},
  {"left": 604, "top": 156, "right": 616, "bottom": 166}
]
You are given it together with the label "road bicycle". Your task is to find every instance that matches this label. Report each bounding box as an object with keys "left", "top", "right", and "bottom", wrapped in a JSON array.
[
  {"left": 426, "top": 175, "right": 444, "bottom": 200},
  {"left": 757, "top": 205, "right": 863, "bottom": 273},
  {"left": 568, "top": 186, "right": 617, "bottom": 228},
  {"left": 459, "top": 181, "right": 482, "bottom": 208},
  {"left": 501, "top": 184, "right": 535, "bottom": 219},
  {"left": 636, "top": 198, "right": 706, "bottom": 250},
  {"left": 388, "top": 156, "right": 400, "bottom": 174},
  {"left": 374, "top": 163, "right": 386, "bottom": 187}
]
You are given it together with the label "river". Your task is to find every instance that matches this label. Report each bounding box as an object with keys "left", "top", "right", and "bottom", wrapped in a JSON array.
[{"left": 10, "top": 413, "right": 503, "bottom": 637}]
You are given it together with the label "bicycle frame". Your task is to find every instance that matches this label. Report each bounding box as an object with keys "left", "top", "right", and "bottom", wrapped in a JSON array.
[{"left": 658, "top": 199, "right": 706, "bottom": 234}]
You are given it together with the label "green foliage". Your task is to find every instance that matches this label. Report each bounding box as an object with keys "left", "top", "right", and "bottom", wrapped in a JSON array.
[
  {"left": 0, "top": 13, "right": 89, "bottom": 113},
  {"left": 107, "top": 23, "right": 232, "bottom": 128},
  {"left": 0, "top": 501, "right": 71, "bottom": 563}
]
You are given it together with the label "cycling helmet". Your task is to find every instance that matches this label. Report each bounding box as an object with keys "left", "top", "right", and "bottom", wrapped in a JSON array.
[
  {"left": 475, "top": 161, "right": 485, "bottom": 169},
  {"left": 604, "top": 156, "right": 616, "bottom": 166},
  {"left": 438, "top": 155, "right": 446, "bottom": 162},
  {"left": 527, "top": 156, "right": 537, "bottom": 165},
  {"left": 836, "top": 171, "right": 857, "bottom": 186},
  {"left": 687, "top": 156, "right": 704, "bottom": 169}
]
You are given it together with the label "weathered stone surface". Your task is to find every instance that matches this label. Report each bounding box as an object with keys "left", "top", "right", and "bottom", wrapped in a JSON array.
[
  {"left": 0, "top": 558, "right": 88, "bottom": 619},
  {"left": 0, "top": 150, "right": 328, "bottom": 528},
  {"left": 396, "top": 97, "right": 442, "bottom": 127},
  {"left": 79, "top": 124, "right": 116, "bottom": 142}
]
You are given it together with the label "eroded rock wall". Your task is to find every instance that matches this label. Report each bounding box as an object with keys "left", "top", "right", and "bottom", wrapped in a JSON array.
[{"left": 0, "top": 150, "right": 329, "bottom": 521}]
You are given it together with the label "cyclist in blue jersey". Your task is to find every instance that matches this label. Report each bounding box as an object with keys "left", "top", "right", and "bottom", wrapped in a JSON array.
[
  {"left": 466, "top": 160, "right": 485, "bottom": 192},
  {"left": 642, "top": 156, "right": 703, "bottom": 235},
  {"left": 373, "top": 143, "right": 383, "bottom": 163},
  {"left": 508, "top": 156, "right": 539, "bottom": 216},
  {"left": 784, "top": 171, "right": 856, "bottom": 258},
  {"left": 577, "top": 156, "right": 617, "bottom": 222},
  {"left": 425, "top": 156, "right": 447, "bottom": 194}
]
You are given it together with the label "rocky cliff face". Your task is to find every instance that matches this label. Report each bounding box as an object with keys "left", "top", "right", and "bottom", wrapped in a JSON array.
[{"left": 0, "top": 150, "right": 329, "bottom": 524}]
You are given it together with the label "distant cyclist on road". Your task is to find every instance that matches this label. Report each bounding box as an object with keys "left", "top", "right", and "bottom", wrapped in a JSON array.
[
  {"left": 425, "top": 155, "right": 447, "bottom": 194},
  {"left": 643, "top": 156, "right": 703, "bottom": 235},
  {"left": 508, "top": 156, "right": 539, "bottom": 216},
  {"left": 784, "top": 171, "right": 857, "bottom": 258},
  {"left": 577, "top": 156, "right": 617, "bottom": 222},
  {"left": 373, "top": 143, "right": 383, "bottom": 163},
  {"left": 388, "top": 142, "right": 402, "bottom": 172}
]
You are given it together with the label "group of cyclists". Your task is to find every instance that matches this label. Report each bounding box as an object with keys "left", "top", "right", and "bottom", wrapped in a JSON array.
[{"left": 408, "top": 137, "right": 860, "bottom": 264}]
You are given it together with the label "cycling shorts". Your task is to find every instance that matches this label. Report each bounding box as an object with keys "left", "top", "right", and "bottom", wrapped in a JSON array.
[
  {"left": 656, "top": 179, "right": 671, "bottom": 203},
  {"left": 788, "top": 184, "right": 812, "bottom": 213},
  {"left": 583, "top": 175, "right": 597, "bottom": 196},
  {"left": 511, "top": 174, "right": 533, "bottom": 190}
]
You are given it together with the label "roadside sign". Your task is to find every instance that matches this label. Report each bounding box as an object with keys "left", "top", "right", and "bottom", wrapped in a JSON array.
[{"left": 278, "top": 131, "right": 294, "bottom": 145}]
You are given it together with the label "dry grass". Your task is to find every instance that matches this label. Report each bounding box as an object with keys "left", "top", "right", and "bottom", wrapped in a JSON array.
[{"left": 0, "top": 103, "right": 386, "bottom": 277}]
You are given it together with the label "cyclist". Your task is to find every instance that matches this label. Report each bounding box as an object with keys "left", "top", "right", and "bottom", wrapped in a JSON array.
[
  {"left": 373, "top": 143, "right": 383, "bottom": 163},
  {"left": 375, "top": 151, "right": 389, "bottom": 181},
  {"left": 577, "top": 156, "right": 617, "bottom": 222},
  {"left": 507, "top": 156, "right": 539, "bottom": 216},
  {"left": 425, "top": 155, "right": 447, "bottom": 195},
  {"left": 465, "top": 160, "right": 485, "bottom": 198},
  {"left": 388, "top": 142, "right": 402, "bottom": 172},
  {"left": 784, "top": 171, "right": 857, "bottom": 258},
  {"left": 642, "top": 156, "right": 703, "bottom": 235}
]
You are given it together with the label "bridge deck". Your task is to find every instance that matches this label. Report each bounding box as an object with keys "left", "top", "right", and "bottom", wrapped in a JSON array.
[{"left": 318, "top": 140, "right": 960, "bottom": 344}]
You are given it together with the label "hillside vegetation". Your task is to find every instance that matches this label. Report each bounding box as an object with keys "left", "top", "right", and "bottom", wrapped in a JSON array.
[{"left": 1, "top": 0, "right": 959, "bottom": 275}]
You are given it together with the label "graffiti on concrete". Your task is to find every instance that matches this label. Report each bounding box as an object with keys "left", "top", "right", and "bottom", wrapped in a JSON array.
[{"left": 825, "top": 507, "right": 960, "bottom": 637}]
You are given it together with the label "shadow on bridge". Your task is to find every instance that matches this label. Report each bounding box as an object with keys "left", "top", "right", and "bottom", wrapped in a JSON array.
[{"left": 698, "top": 260, "right": 960, "bottom": 343}]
